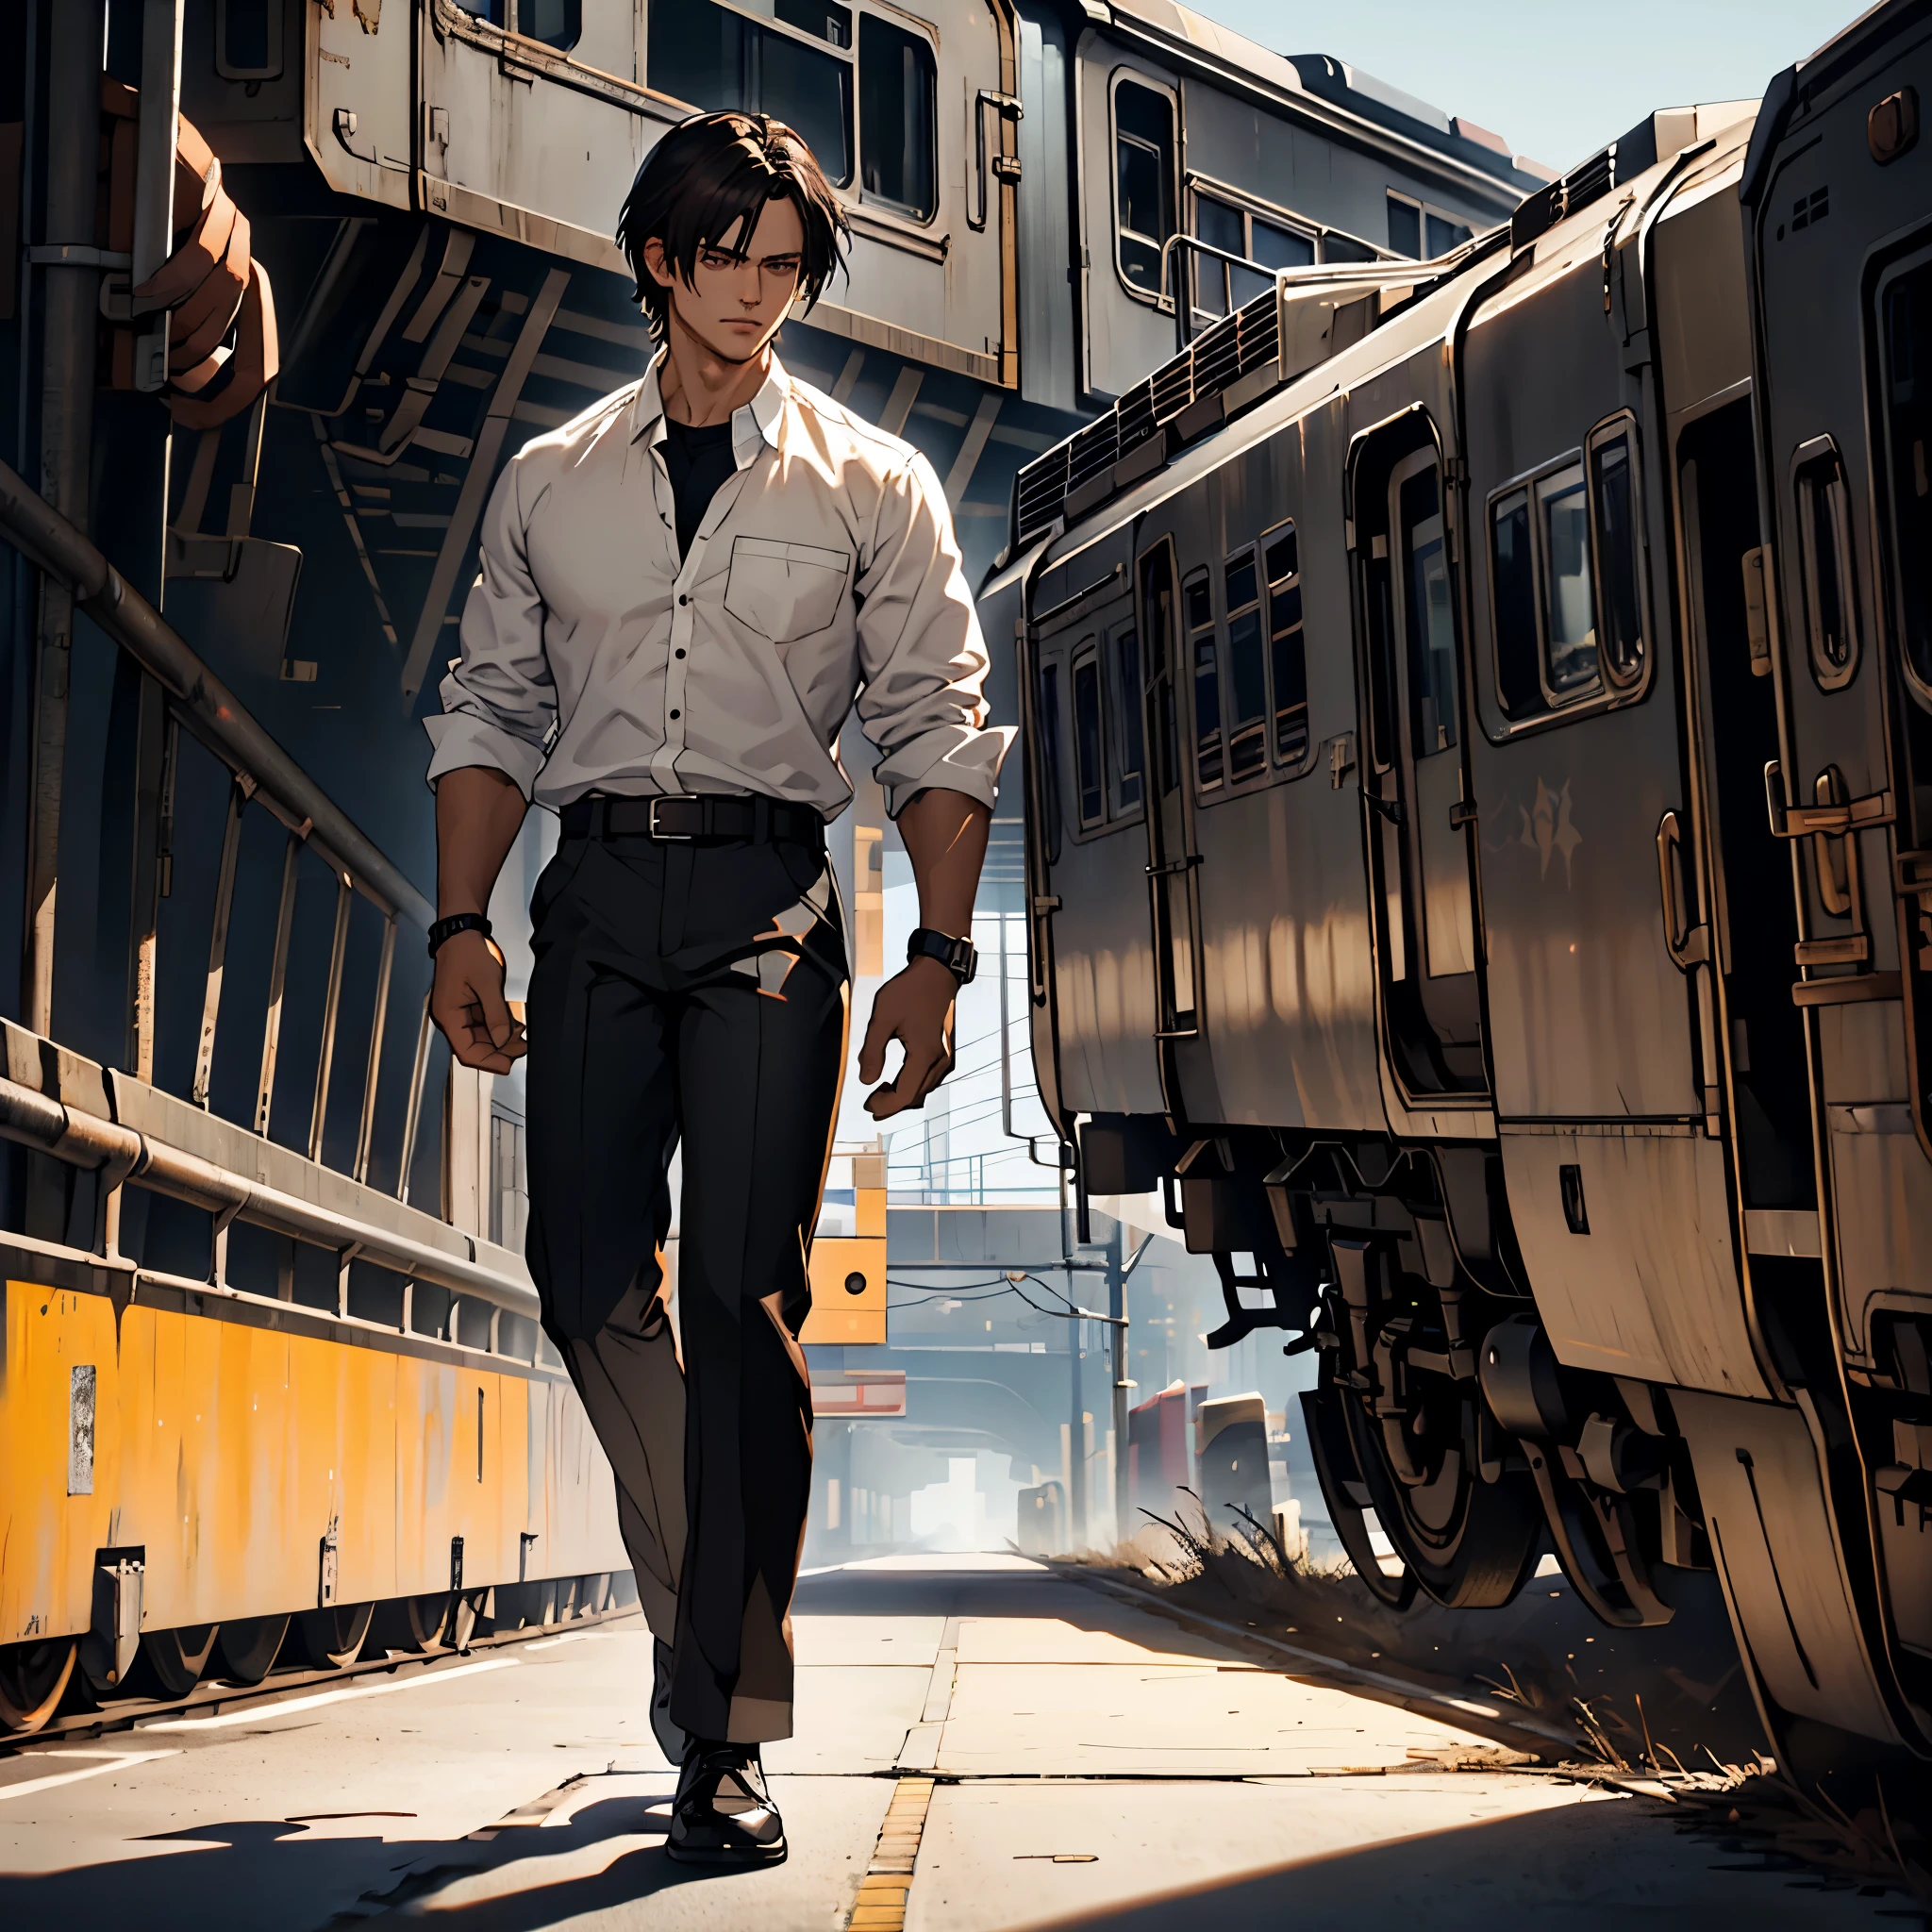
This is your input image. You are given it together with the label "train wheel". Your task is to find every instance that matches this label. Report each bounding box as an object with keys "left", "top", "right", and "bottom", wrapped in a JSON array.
[
  {"left": 213, "top": 1615, "right": 290, "bottom": 1686},
  {"left": 1301, "top": 1385, "right": 1417, "bottom": 1609},
  {"left": 372, "top": 1592, "right": 455, "bottom": 1655},
  {"left": 0, "top": 1638, "right": 77, "bottom": 1735},
  {"left": 448, "top": 1591, "right": 486, "bottom": 1651},
  {"left": 1320, "top": 1236, "right": 1542, "bottom": 1609},
  {"left": 140, "top": 1624, "right": 220, "bottom": 1697},
  {"left": 1340, "top": 1370, "right": 1543, "bottom": 1608},
  {"left": 292, "top": 1603, "right": 374, "bottom": 1669}
]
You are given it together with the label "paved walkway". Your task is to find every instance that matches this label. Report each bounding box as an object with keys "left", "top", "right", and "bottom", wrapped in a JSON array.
[{"left": 0, "top": 1555, "right": 1896, "bottom": 1928}]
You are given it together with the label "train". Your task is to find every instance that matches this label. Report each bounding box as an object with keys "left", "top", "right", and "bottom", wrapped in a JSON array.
[
  {"left": 0, "top": 0, "right": 1541, "bottom": 1730},
  {"left": 993, "top": 0, "right": 1932, "bottom": 1781}
]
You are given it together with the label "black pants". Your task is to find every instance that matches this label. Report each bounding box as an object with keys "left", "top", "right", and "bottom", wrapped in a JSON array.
[{"left": 525, "top": 827, "right": 847, "bottom": 1743}]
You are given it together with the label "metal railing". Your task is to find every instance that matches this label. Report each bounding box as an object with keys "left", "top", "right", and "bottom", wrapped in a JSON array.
[
  {"left": 0, "top": 454, "right": 441, "bottom": 1205},
  {"left": 0, "top": 458, "right": 543, "bottom": 1344}
]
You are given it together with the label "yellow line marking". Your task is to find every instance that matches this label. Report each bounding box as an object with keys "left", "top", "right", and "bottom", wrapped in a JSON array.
[{"left": 845, "top": 1776, "right": 937, "bottom": 1931}]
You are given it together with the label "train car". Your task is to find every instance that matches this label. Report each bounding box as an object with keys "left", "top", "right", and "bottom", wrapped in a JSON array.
[
  {"left": 993, "top": 0, "right": 1932, "bottom": 1779},
  {"left": 0, "top": 0, "right": 1537, "bottom": 1733}
]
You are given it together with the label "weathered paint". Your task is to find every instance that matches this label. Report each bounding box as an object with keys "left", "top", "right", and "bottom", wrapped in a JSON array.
[{"left": 0, "top": 1276, "right": 625, "bottom": 1643}]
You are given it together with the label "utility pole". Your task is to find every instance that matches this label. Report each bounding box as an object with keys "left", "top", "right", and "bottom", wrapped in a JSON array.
[
  {"left": 1109, "top": 1217, "right": 1128, "bottom": 1549},
  {"left": 1068, "top": 1256, "right": 1085, "bottom": 1547}
]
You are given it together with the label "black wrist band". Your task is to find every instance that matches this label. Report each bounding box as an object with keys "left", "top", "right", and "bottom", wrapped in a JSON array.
[
  {"left": 427, "top": 912, "right": 492, "bottom": 958},
  {"left": 908, "top": 926, "right": 977, "bottom": 985}
]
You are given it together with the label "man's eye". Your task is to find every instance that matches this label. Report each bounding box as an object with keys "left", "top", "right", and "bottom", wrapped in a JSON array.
[
  {"left": 763, "top": 257, "right": 802, "bottom": 275},
  {"left": 700, "top": 250, "right": 736, "bottom": 269}
]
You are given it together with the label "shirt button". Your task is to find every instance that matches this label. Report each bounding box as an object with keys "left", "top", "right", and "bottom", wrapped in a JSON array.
[
  {"left": 677, "top": 593, "right": 689, "bottom": 606},
  {"left": 675, "top": 648, "right": 686, "bottom": 659},
  {"left": 670, "top": 708, "right": 681, "bottom": 721}
]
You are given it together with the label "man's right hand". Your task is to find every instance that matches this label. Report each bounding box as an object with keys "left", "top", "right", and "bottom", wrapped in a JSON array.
[{"left": 431, "top": 928, "right": 527, "bottom": 1073}]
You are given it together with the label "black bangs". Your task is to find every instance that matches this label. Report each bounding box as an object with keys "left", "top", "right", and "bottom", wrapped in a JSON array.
[{"left": 616, "top": 111, "right": 851, "bottom": 340}]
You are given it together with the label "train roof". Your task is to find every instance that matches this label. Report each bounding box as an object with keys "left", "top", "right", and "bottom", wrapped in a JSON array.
[
  {"left": 1003, "top": 98, "right": 1760, "bottom": 562},
  {"left": 1094, "top": 0, "right": 1554, "bottom": 194}
]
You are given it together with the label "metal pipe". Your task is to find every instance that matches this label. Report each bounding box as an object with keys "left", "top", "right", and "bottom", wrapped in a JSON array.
[
  {"left": 355, "top": 918, "right": 398, "bottom": 1183},
  {"left": 256, "top": 831, "right": 301, "bottom": 1135},
  {"left": 192, "top": 780, "right": 244, "bottom": 1108},
  {"left": 310, "top": 872, "right": 353, "bottom": 1161},
  {"left": 130, "top": 0, "right": 184, "bottom": 389},
  {"left": 24, "top": 1, "right": 108, "bottom": 1033},
  {"left": 0, "top": 456, "right": 435, "bottom": 931},
  {"left": 398, "top": 991, "right": 434, "bottom": 1205},
  {"left": 0, "top": 1072, "right": 540, "bottom": 1320}
]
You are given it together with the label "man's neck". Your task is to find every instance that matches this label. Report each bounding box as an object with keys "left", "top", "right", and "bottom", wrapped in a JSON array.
[{"left": 657, "top": 313, "right": 772, "bottom": 428}]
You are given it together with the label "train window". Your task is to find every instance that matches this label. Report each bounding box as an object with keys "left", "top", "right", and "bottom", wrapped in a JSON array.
[
  {"left": 1037, "top": 658, "right": 1064, "bottom": 864},
  {"left": 1191, "top": 194, "right": 1314, "bottom": 315},
  {"left": 1224, "top": 554, "right": 1267, "bottom": 781},
  {"left": 1073, "top": 645, "right": 1107, "bottom": 827},
  {"left": 1793, "top": 438, "right": 1859, "bottom": 690},
  {"left": 1588, "top": 424, "right": 1645, "bottom": 687},
  {"left": 859, "top": 15, "right": 937, "bottom": 221},
  {"left": 1111, "top": 626, "right": 1146, "bottom": 813},
  {"left": 1490, "top": 489, "right": 1541, "bottom": 717},
  {"left": 520, "top": 0, "right": 582, "bottom": 50},
  {"left": 649, "top": 0, "right": 856, "bottom": 186},
  {"left": 1882, "top": 261, "right": 1932, "bottom": 699},
  {"left": 1402, "top": 469, "right": 1458, "bottom": 755},
  {"left": 1114, "top": 78, "right": 1176, "bottom": 301},
  {"left": 1387, "top": 192, "right": 1472, "bottom": 260},
  {"left": 1186, "top": 571, "right": 1223, "bottom": 790},
  {"left": 1387, "top": 192, "right": 1422, "bottom": 258},
  {"left": 1263, "top": 525, "right": 1308, "bottom": 764},
  {"left": 1538, "top": 463, "right": 1600, "bottom": 698},
  {"left": 1192, "top": 195, "right": 1245, "bottom": 318}
]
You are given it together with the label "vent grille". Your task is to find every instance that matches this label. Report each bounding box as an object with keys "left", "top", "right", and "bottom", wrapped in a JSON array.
[{"left": 1012, "top": 280, "right": 1285, "bottom": 544}]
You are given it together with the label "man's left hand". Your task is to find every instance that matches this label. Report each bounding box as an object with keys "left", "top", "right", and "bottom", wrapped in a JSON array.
[{"left": 858, "top": 957, "right": 959, "bottom": 1119}]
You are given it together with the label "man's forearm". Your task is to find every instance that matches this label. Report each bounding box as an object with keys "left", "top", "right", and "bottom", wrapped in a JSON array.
[
  {"left": 435, "top": 765, "right": 530, "bottom": 918},
  {"left": 897, "top": 787, "right": 991, "bottom": 938}
]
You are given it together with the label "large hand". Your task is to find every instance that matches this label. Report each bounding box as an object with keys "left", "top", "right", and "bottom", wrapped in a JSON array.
[
  {"left": 431, "top": 929, "right": 527, "bottom": 1074},
  {"left": 858, "top": 957, "right": 958, "bottom": 1119}
]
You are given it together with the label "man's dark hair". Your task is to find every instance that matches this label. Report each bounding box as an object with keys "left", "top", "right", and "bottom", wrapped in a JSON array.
[{"left": 616, "top": 111, "right": 849, "bottom": 340}]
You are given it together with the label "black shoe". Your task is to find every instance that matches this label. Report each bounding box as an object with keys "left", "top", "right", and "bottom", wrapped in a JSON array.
[
  {"left": 666, "top": 1740, "right": 786, "bottom": 1866},
  {"left": 650, "top": 1640, "right": 688, "bottom": 1766}
]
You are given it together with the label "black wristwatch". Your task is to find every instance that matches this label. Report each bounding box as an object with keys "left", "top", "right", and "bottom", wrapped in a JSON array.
[
  {"left": 427, "top": 911, "right": 492, "bottom": 958},
  {"left": 908, "top": 926, "right": 977, "bottom": 985}
]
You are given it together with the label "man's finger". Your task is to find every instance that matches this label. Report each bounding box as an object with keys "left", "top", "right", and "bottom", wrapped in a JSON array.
[
  {"left": 473, "top": 974, "right": 516, "bottom": 1051},
  {"left": 857, "top": 1003, "right": 896, "bottom": 1084}
]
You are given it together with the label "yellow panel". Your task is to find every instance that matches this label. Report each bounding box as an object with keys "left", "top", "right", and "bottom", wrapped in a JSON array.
[
  {"left": 803, "top": 1236, "right": 887, "bottom": 1345},
  {"left": 0, "top": 1272, "right": 626, "bottom": 1643}
]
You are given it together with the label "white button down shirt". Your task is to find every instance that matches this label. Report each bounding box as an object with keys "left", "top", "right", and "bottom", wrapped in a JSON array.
[{"left": 423, "top": 350, "right": 1009, "bottom": 820}]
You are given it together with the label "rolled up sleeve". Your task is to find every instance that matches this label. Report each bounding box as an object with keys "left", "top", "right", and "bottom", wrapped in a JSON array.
[
  {"left": 423, "top": 457, "right": 557, "bottom": 798},
  {"left": 854, "top": 452, "right": 1013, "bottom": 818}
]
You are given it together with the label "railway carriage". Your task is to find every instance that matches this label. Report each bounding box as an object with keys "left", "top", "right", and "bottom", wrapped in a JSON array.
[{"left": 996, "top": 0, "right": 1932, "bottom": 1776}]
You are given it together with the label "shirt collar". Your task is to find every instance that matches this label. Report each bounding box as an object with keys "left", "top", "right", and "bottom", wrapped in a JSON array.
[{"left": 630, "top": 347, "right": 790, "bottom": 466}]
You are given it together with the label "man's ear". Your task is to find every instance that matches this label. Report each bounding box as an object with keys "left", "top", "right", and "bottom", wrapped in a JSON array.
[{"left": 641, "top": 236, "right": 673, "bottom": 291}]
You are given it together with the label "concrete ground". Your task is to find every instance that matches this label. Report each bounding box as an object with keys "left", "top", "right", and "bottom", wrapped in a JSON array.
[{"left": 0, "top": 1555, "right": 1900, "bottom": 1929}]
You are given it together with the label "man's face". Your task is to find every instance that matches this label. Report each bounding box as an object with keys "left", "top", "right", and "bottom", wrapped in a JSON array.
[{"left": 645, "top": 196, "right": 806, "bottom": 363}]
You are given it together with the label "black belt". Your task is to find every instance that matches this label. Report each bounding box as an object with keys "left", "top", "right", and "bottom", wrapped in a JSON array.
[{"left": 560, "top": 792, "right": 825, "bottom": 845}]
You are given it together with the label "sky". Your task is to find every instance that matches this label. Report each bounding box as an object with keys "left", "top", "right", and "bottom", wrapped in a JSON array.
[{"left": 1192, "top": 0, "right": 1861, "bottom": 175}]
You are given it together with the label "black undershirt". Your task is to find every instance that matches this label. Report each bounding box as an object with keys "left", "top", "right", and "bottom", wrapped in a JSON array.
[{"left": 662, "top": 416, "right": 738, "bottom": 560}]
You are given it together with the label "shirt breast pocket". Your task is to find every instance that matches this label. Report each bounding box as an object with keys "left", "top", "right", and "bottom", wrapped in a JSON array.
[{"left": 723, "top": 536, "right": 851, "bottom": 643}]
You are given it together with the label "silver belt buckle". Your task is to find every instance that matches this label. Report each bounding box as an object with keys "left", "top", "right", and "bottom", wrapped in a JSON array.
[{"left": 647, "top": 796, "right": 694, "bottom": 841}]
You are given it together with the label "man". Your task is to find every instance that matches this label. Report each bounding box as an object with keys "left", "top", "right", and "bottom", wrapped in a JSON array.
[{"left": 422, "top": 112, "right": 1005, "bottom": 1866}]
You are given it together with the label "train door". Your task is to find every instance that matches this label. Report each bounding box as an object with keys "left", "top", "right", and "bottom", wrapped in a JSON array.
[
  {"left": 1135, "top": 536, "right": 1213, "bottom": 1122},
  {"left": 1674, "top": 396, "right": 1820, "bottom": 1289},
  {"left": 1351, "top": 421, "right": 1485, "bottom": 1097}
]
